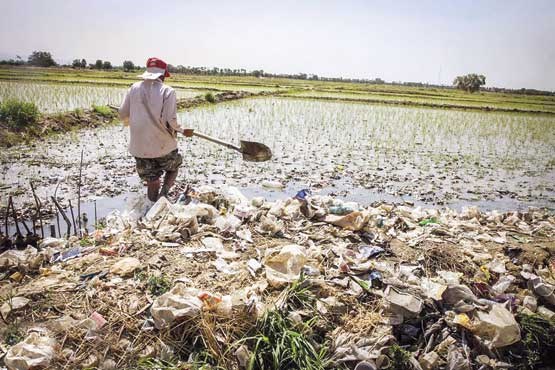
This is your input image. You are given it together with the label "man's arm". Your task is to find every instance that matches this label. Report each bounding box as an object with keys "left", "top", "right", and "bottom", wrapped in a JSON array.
[
  {"left": 163, "top": 89, "right": 194, "bottom": 137},
  {"left": 119, "top": 88, "right": 131, "bottom": 126}
]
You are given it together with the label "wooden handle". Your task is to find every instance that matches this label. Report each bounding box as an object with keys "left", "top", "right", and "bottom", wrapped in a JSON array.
[{"left": 193, "top": 132, "right": 241, "bottom": 152}]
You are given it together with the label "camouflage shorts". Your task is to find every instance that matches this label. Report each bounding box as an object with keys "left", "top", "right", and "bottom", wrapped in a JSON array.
[{"left": 135, "top": 149, "right": 183, "bottom": 182}]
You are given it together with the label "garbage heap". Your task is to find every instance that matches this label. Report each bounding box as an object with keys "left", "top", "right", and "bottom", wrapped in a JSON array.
[{"left": 1, "top": 185, "right": 555, "bottom": 370}]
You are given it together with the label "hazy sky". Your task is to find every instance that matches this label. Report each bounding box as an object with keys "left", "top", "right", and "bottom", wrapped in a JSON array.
[{"left": 1, "top": 0, "right": 554, "bottom": 90}]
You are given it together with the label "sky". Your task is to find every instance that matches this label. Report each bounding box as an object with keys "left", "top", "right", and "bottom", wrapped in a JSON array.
[{"left": 1, "top": 0, "right": 554, "bottom": 90}]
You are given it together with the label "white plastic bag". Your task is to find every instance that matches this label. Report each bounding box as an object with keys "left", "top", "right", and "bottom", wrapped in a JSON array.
[
  {"left": 151, "top": 284, "right": 203, "bottom": 328},
  {"left": 472, "top": 303, "right": 521, "bottom": 348},
  {"left": 264, "top": 244, "right": 307, "bottom": 287},
  {"left": 5, "top": 332, "right": 57, "bottom": 370}
]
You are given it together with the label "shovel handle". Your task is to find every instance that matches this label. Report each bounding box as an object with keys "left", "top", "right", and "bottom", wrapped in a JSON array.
[{"left": 192, "top": 132, "right": 241, "bottom": 152}]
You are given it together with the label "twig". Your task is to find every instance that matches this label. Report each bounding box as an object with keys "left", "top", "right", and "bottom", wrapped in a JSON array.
[
  {"left": 56, "top": 211, "right": 61, "bottom": 237},
  {"left": 69, "top": 200, "right": 77, "bottom": 235},
  {"left": 51, "top": 196, "right": 71, "bottom": 238},
  {"left": 21, "top": 216, "right": 32, "bottom": 235},
  {"left": 54, "top": 181, "right": 62, "bottom": 237},
  {"left": 78, "top": 149, "right": 84, "bottom": 237},
  {"left": 4, "top": 196, "right": 10, "bottom": 235},
  {"left": 9, "top": 197, "right": 21, "bottom": 236},
  {"left": 30, "top": 182, "right": 44, "bottom": 238}
]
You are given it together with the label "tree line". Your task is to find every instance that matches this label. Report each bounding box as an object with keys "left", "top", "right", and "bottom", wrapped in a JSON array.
[
  {"left": 0, "top": 51, "right": 139, "bottom": 72},
  {"left": 1, "top": 51, "right": 553, "bottom": 95}
]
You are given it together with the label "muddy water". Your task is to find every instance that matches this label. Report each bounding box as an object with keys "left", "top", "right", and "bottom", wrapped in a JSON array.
[{"left": 2, "top": 97, "right": 554, "bottom": 234}]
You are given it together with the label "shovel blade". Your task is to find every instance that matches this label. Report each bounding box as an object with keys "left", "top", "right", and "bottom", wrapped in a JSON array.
[{"left": 240, "top": 140, "right": 272, "bottom": 162}]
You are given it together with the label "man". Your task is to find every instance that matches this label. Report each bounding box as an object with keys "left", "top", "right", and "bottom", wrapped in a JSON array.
[{"left": 119, "top": 57, "right": 194, "bottom": 202}]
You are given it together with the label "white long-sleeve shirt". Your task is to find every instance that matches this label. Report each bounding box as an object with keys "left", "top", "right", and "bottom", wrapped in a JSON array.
[{"left": 119, "top": 79, "right": 184, "bottom": 158}]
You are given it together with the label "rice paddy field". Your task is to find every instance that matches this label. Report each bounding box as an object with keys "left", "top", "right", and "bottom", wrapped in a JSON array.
[
  {"left": 1, "top": 65, "right": 555, "bottom": 220},
  {"left": 0, "top": 80, "right": 203, "bottom": 112}
]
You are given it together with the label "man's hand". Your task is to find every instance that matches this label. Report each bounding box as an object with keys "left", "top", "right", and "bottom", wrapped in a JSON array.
[{"left": 182, "top": 129, "right": 194, "bottom": 137}]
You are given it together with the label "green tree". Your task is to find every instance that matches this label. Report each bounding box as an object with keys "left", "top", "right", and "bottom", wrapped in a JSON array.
[
  {"left": 453, "top": 73, "right": 486, "bottom": 93},
  {"left": 123, "top": 60, "right": 135, "bottom": 71},
  {"left": 80, "top": 59, "right": 87, "bottom": 68},
  {"left": 27, "top": 51, "right": 57, "bottom": 67},
  {"left": 94, "top": 59, "right": 103, "bottom": 69},
  {"left": 102, "top": 61, "right": 112, "bottom": 70},
  {"left": 72, "top": 59, "right": 81, "bottom": 68}
]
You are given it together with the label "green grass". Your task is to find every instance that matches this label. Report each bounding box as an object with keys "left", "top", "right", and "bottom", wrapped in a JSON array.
[
  {"left": 387, "top": 344, "right": 411, "bottom": 369},
  {"left": 511, "top": 313, "right": 555, "bottom": 369},
  {"left": 135, "top": 272, "right": 172, "bottom": 296},
  {"left": 234, "top": 275, "right": 334, "bottom": 370},
  {"left": 92, "top": 104, "right": 116, "bottom": 117},
  {"left": 0, "top": 98, "right": 40, "bottom": 129},
  {"left": 204, "top": 92, "right": 216, "bottom": 103}
]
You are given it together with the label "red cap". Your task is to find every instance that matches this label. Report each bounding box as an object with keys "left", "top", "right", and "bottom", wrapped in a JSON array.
[{"left": 146, "top": 57, "right": 170, "bottom": 77}]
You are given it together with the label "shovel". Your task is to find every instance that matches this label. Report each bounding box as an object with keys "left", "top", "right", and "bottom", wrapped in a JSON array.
[
  {"left": 108, "top": 105, "right": 272, "bottom": 162},
  {"left": 192, "top": 132, "right": 272, "bottom": 162}
]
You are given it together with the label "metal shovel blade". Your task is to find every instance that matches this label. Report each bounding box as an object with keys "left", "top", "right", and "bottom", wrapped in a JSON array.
[{"left": 240, "top": 140, "right": 272, "bottom": 162}]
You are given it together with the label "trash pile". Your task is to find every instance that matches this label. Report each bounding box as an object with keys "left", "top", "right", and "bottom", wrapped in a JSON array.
[{"left": 1, "top": 185, "right": 555, "bottom": 369}]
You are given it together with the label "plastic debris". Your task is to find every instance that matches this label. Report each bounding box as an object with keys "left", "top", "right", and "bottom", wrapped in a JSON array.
[
  {"left": 385, "top": 286, "right": 423, "bottom": 319},
  {"left": 419, "top": 351, "right": 440, "bottom": 370},
  {"left": 473, "top": 303, "right": 521, "bottom": 348},
  {"left": 109, "top": 257, "right": 141, "bottom": 277},
  {"left": 0, "top": 247, "right": 42, "bottom": 270},
  {"left": 4, "top": 332, "right": 57, "bottom": 370},
  {"left": 0, "top": 296, "right": 30, "bottom": 319},
  {"left": 264, "top": 244, "right": 307, "bottom": 287},
  {"left": 261, "top": 180, "right": 285, "bottom": 190},
  {"left": 51, "top": 247, "right": 81, "bottom": 263},
  {"left": 150, "top": 284, "right": 203, "bottom": 328},
  {"left": 2, "top": 183, "right": 555, "bottom": 369}
]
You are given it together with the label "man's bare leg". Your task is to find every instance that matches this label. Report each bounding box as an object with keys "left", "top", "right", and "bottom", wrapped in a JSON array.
[
  {"left": 147, "top": 178, "right": 161, "bottom": 202},
  {"left": 159, "top": 170, "right": 178, "bottom": 198}
]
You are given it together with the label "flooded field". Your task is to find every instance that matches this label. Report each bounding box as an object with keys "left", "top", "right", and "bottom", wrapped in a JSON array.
[
  {"left": 2, "top": 97, "right": 554, "bottom": 230},
  {"left": 0, "top": 81, "right": 202, "bottom": 112}
]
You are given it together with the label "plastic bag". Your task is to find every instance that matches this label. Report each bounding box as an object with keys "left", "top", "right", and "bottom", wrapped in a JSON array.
[
  {"left": 264, "top": 244, "right": 307, "bottom": 287},
  {"left": 385, "top": 286, "right": 423, "bottom": 319},
  {"left": 5, "top": 332, "right": 57, "bottom": 370},
  {"left": 151, "top": 284, "right": 203, "bottom": 328},
  {"left": 110, "top": 257, "right": 141, "bottom": 277},
  {"left": 145, "top": 196, "right": 172, "bottom": 221},
  {"left": 0, "top": 247, "right": 39, "bottom": 270},
  {"left": 472, "top": 303, "right": 521, "bottom": 348},
  {"left": 214, "top": 214, "right": 242, "bottom": 233},
  {"left": 0, "top": 297, "right": 30, "bottom": 319},
  {"left": 323, "top": 211, "right": 369, "bottom": 231}
]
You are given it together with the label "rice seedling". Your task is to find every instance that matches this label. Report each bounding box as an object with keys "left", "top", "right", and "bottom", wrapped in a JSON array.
[{"left": 0, "top": 81, "right": 202, "bottom": 113}]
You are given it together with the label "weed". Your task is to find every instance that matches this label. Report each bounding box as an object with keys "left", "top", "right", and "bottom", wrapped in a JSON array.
[
  {"left": 510, "top": 313, "right": 555, "bottom": 369},
  {"left": 73, "top": 107, "right": 84, "bottom": 117},
  {"left": 205, "top": 92, "right": 216, "bottom": 103},
  {"left": 387, "top": 344, "right": 411, "bottom": 369},
  {"left": 146, "top": 275, "right": 172, "bottom": 296},
  {"left": 236, "top": 275, "right": 333, "bottom": 370},
  {"left": 134, "top": 357, "right": 183, "bottom": 370},
  {"left": 4, "top": 321, "right": 24, "bottom": 345},
  {"left": 0, "top": 99, "right": 39, "bottom": 129},
  {"left": 79, "top": 236, "right": 94, "bottom": 247},
  {"left": 241, "top": 310, "right": 331, "bottom": 370},
  {"left": 136, "top": 272, "right": 172, "bottom": 296},
  {"left": 92, "top": 104, "right": 115, "bottom": 118}
]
